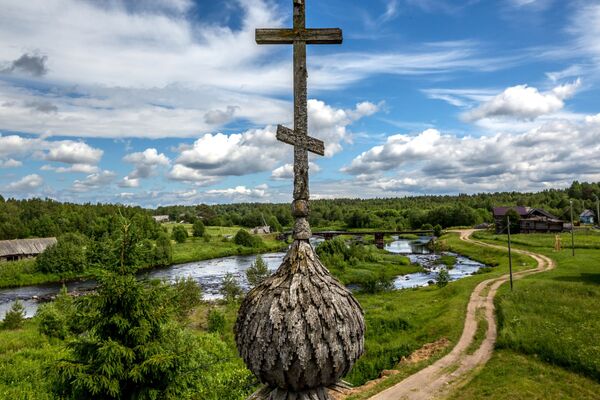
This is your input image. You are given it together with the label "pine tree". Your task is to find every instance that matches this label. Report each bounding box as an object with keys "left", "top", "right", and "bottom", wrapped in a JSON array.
[
  {"left": 246, "top": 255, "right": 270, "bottom": 288},
  {"left": 2, "top": 300, "right": 25, "bottom": 329}
]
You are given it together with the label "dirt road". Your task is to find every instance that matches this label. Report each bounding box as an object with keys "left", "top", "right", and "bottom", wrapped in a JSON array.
[{"left": 368, "top": 229, "right": 555, "bottom": 400}]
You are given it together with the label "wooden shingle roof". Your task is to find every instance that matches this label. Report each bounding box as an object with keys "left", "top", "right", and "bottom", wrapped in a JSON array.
[{"left": 0, "top": 237, "right": 57, "bottom": 257}]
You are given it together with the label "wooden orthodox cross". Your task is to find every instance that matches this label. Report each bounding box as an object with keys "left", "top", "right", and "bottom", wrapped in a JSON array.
[{"left": 256, "top": 0, "right": 342, "bottom": 239}]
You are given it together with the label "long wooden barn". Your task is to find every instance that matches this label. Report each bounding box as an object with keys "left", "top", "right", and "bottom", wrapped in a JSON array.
[
  {"left": 493, "top": 207, "right": 565, "bottom": 234},
  {"left": 0, "top": 237, "right": 57, "bottom": 262}
]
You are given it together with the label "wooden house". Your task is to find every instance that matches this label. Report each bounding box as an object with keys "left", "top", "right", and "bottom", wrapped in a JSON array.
[
  {"left": 0, "top": 237, "right": 57, "bottom": 262},
  {"left": 493, "top": 207, "right": 565, "bottom": 234},
  {"left": 580, "top": 210, "right": 595, "bottom": 224}
]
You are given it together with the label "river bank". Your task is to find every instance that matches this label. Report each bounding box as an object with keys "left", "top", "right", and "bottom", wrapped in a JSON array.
[{"left": 0, "top": 237, "right": 487, "bottom": 319}]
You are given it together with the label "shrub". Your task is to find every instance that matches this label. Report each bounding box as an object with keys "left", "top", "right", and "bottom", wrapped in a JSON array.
[
  {"left": 207, "top": 309, "right": 226, "bottom": 334},
  {"left": 234, "top": 229, "right": 262, "bottom": 248},
  {"left": 2, "top": 300, "right": 25, "bottom": 329},
  {"left": 192, "top": 220, "right": 205, "bottom": 237},
  {"left": 361, "top": 274, "right": 395, "bottom": 294},
  {"left": 436, "top": 268, "right": 451, "bottom": 288},
  {"left": 433, "top": 224, "right": 443, "bottom": 237},
  {"left": 220, "top": 273, "right": 243, "bottom": 303},
  {"left": 36, "top": 285, "right": 73, "bottom": 339},
  {"left": 36, "top": 235, "right": 88, "bottom": 274},
  {"left": 246, "top": 255, "right": 270, "bottom": 288},
  {"left": 153, "top": 233, "right": 173, "bottom": 266},
  {"left": 171, "top": 277, "right": 203, "bottom": 320},
  {"left": 172, "top": 225, "right": 188, "bottom": 243}
]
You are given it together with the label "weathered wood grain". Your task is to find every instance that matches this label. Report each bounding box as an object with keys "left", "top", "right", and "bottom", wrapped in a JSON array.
[
  {"left": 255, "top": 29, "right": 343, "bottom": 45},
  {"left": 236, "top": 241, "right": 365, "bottom": 400},
  {"left": 276, "top": 125, "right": 325, "bottom": 157}
]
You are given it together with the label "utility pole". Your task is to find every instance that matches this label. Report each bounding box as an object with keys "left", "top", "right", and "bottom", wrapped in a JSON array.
[
  {"left": 507, "top": 215, "right": 513, "bottom": 291},
  {"left": 570, "top": 199, "right": 575, "bottom": 257},
  {"left": 594, "top": 194, "right": 599, "bottom": 228}
]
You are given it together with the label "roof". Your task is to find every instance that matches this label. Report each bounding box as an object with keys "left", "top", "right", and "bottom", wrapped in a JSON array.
[
  {"left": 0, "top": 237, "right": 57, "bottom": 257},
  {"left": 493, "top": 206, "right": 531, "bottom": 217},
  {"left": 493, "top": 206, "right": 559, "bottom": 220},
  {"left": 580, "top": 209, "right": 595, "bottom": 217}
]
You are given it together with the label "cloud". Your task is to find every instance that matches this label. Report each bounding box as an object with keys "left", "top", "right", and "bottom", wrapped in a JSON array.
[
  {"left": 119, "top": 177, "right": 140, "bottom": 188},
  {"left": 271, "top": 162, "right": 321, "bottom": 180},
  {"left": 41, "top": 163, "right": 99, "bottom": 174},
  {"left": 169, "top": 100, "right": 379, "bottom": 184},
  {"left": 123, "top": 148, "right": 170, "bottom": 179},
  {"left": 25, "top": 101, "right": 58, "bottom": 113},
  {"left": 0, "top": 159, "right": 22, "bottom": 168},
  {"left": 463, "top": 79, "right": 581, "bottom": 121},
  {"left": 342, "top": 117, "right": 600, "bottom": 194},
  {"left": 7, "top": 174, "right": 44, "bottom": 192},
  {"left": 204, "top": 106, "right": 239, "bottom": 125},
  {"left": 45, "top": 141, "right": 103, "bottom": 165},
  {"left": 206, "top": 185, "right": 268, "bottom": 199},
  {"left": 71, "top": 170, "right": 116, "bottom": 192},
  {"left": 1, "top": 53, "right": 48, "bottom": 76}
]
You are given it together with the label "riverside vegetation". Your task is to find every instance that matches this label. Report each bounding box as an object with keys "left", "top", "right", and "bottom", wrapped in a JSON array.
[{"left": 2, "top": 182, "right": 600, "bottom": 398}]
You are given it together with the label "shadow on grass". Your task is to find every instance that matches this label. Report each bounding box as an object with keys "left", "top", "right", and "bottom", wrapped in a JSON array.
[{"left": 553, "top": 273, "right": 600, "bottom": 285}]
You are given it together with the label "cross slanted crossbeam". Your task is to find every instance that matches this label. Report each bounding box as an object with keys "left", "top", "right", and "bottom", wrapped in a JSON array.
[{"left": 256, "top": 0, "right": 342, "bottom": 213}]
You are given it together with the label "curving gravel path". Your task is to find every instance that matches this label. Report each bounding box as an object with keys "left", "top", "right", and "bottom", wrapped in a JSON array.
[{"left": 368, "top": 229, "right": 555, "bottom": 400}]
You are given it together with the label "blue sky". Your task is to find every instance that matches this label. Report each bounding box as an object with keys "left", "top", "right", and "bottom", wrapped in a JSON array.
[{"left": 1, "top": 0, "right": 600, "bottom": 207}]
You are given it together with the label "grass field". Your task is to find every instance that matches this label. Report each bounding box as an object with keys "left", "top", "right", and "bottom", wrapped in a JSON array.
[{"left": 433, "top": 229, "right": 600, "bottom": 398}]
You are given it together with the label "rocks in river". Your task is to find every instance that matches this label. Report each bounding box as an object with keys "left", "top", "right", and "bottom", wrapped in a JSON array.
[{"left": 427, "top": 280, "right": 435, "bottom": 286}]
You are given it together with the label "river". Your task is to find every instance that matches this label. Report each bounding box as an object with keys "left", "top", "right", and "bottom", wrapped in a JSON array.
[{"left": 0, "top": 238, "right": 485, "bottom": 318}]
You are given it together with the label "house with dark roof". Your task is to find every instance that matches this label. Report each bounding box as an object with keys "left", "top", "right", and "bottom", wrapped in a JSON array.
[
  {"left": 0, "top": 237, "right": 57, "bottom": 262},
  {"left": 492, "top": 207, "right": 565, "bottom": 234},
  {"left": 580, "top": 210, "right": 595, "bottom": 224}
]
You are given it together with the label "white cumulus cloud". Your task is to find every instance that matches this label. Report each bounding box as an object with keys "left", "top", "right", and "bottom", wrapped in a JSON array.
[
  {"left": 7, "top": 174, "right": 43, "bottom": 192},
  {"left": 464, "top": 79, "right": 581, "bottom": 121}
]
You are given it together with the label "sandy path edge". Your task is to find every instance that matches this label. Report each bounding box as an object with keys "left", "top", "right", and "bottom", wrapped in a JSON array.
[{"left": 367, "top": 229, "right": 556, "bottom": 400}]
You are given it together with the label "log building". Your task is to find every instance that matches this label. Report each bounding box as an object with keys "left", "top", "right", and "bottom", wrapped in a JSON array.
[
  {"left": 0, "top": 237, "right": 57, "bottom": 262},
  {"left": 493, "top": 207, "right": 565, "bottom": 234}
]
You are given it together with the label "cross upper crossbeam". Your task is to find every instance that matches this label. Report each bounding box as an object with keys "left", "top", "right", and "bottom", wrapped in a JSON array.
[
  {"left": 256, "top": 28, "right": 342, "bottom": 45},
  {"left": 276, "top": 125, "right": 324, "bottom": 156}
]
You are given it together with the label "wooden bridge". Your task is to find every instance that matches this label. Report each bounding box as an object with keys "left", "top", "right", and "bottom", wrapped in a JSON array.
[{"left": 278, "top": 230, "right": 434, "bottom": 249}]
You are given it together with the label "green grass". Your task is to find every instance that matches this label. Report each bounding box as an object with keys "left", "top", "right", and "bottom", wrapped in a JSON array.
[
  {"left": 171, "top": 233, "right": 286, "bottom": 265},
  {"left": 0, "top": 258, "right": 103, "bottom": 289},
  {"left": 0, "top": 320, "right": 65, "bottom": 399},
  {"left": 450, "top": 230, "right": 600, "bottom": 397},
  {"left": 451, "top": 350, "right": 600, "bottom": 399},
  {"left": 341, "top": 233, "right": 536, "bottom": 385},
  {"left": 472, "top": 230, "right": 600, "bottom": 381},
  {"left": 328, "top": 252, "right": 421, "bottom": 287},
  {"left": 466, "top": 308, "right": 487, "bottom": 355}
]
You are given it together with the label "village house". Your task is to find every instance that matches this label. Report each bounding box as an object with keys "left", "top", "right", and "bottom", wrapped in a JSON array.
[
  {"left": 0, "top": 237, "right": 57, "bottom": 262},
  {"left": 493, "top": 207, "right": 565, "bottom": 234},
  {"left": 152, "top": 215, "right": 170, "bottom": 223},
  {"left": 580, "top": 210, "right": 595, "bottom": 224}
]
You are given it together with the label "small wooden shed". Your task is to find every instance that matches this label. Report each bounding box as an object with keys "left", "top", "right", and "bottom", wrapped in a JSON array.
[{"left": 0, "top": 237, "right": 57, "bottom": 262}]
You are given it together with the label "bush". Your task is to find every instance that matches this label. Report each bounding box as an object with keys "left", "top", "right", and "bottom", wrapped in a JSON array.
[
  {"left": 234, "top": 229, "right": 263, "bottom": 248},
  {"left": 220, "top": 273, "right": 243, "bottom": 303},
  {"left": 36, "top": 285, "right": 73, "bottom": 339},
  {"left": 36, "top": 236, "right": 87, "bottom": 274},
  {"left": 153, "top": 233, "right": 173, "bottom": 266},
  {"left": 2, "top": 300, "right": 25, "bottom": 329},
  {"left": 246, "top": 255, "right": 270, "bottom": 288},
  {"left": 436, "top": 268, "right": 451, "bottom": 288},
  {"left": 433, "top": 224, "right": 443, "bottom": 237},
  {"left": 171, "top": 277, "right": 202, "bottom": 320},
  {"left": 172, "top": 225, "right": 188, "bottom": 243},
  {"left": 207, "top": 309, "right": 226, "bottom": 334},
  {"left": 192, "top": 220, "right": 205, "bottom": 237},
  {"left": 361, "top": 274, "right": 395, "bottom": 294}
]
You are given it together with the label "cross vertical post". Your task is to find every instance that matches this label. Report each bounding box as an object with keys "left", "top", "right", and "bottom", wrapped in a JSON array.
[{"left": 256, "top": 0, "right": 342, "bottom": 240}]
